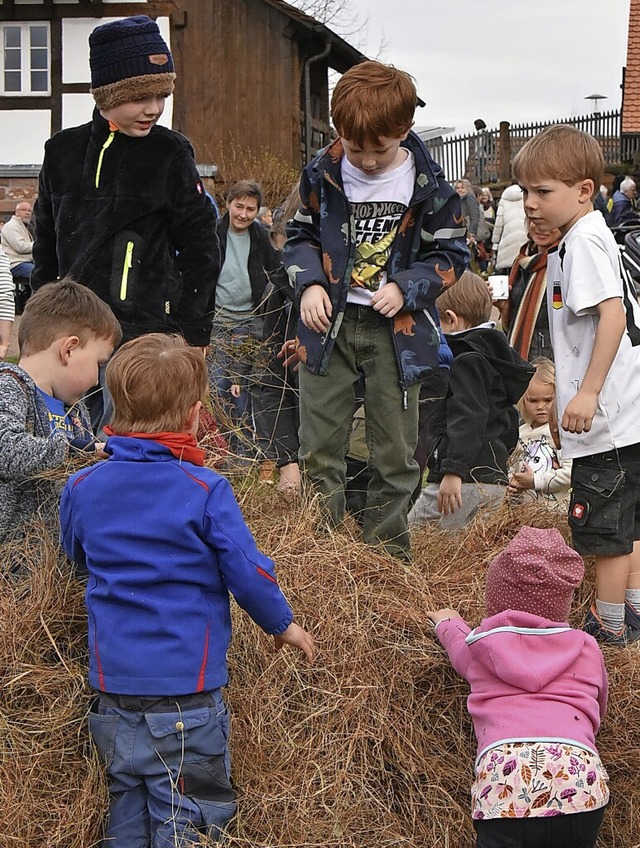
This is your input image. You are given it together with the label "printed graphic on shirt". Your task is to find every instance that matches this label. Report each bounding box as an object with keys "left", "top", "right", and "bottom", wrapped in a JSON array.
[
  {"left": 349, "top": 200, "right": 406, "bottom": 292},
  {"left": 38, "top": 388, "right": 75, "bottom": 440},
  {"left": 521, "top": 436, "right": 561, "bottom": 475}
]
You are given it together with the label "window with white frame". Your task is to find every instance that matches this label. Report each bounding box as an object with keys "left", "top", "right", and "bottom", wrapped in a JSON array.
[{"left": 1, "top": 23, "right": 50, "bottom": 96}]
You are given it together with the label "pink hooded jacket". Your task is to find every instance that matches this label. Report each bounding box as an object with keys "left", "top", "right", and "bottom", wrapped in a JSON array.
[{"left": 435, "top": 609, "right": 608, "bottom": 760}]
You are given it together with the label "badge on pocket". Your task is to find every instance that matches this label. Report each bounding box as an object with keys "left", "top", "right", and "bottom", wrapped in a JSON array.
[{"left": 570, "top": 498, "right": 590, "bottom": 526}]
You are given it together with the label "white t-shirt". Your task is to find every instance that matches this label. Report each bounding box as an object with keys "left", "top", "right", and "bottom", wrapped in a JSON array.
[
  {"left": 546, "top": 210, "right": 640, "bottom": 458},
  {"left": 341, "top": 150, "right": 415, "bottom": 306}
]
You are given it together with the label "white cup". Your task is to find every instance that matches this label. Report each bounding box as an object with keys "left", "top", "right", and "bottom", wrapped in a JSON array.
[{"left": 488, "top": 274, "right": 510, "bottom": 300}]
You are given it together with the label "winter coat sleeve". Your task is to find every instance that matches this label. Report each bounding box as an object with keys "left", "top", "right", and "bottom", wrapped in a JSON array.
[
  {"left": 434, "top": 616, "right": 473, "bottom": 679},
  {"left": 492, "top": 198, "right": 505, "bottom": 251},
  {"left": 439, "top": 353, "right": 492, "bottom": 480},
  {"left": 0, "top": 375, "right": 67, "bottom": 481},
  {"left": 31, "top": 150, "right": 59, "bottom": 291},
  {"left": 389, "top": 187, "right": 469, "bottom": 313},
  {"left": 59, "top": 480, "right": 86, "bottom": 568},
  {"left": 203, "top": 475, "right": 294, "bottom": 635},
  {"left": 463, "top": 194, "right": 480, "bottom": 238},
  {"left": 167, "top": 144, "right": 220, "bottom": 346},
  {"left": 283, "top": 165, "right": 330, "bottom": 300}
]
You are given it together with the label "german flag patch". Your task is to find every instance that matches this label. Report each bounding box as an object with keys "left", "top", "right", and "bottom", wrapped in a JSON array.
[{"left": 552, "top": 281, "right": 563, "bottom": 310}]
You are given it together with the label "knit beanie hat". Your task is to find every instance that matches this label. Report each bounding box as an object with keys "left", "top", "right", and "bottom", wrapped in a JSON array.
[
  {"left": 485, "top": 526, "right": 584, "bottom": 622},
  {"left": 89, "top": 15, "right": 175, "bottom": 112}
]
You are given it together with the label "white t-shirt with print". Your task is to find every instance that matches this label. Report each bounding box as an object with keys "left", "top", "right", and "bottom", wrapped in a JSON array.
[
  {"left": 341, "top": 150, "right": 415, "bottom": 306},
  {"left": 546, "top": 210, "right": 640, "bottom": 459}
]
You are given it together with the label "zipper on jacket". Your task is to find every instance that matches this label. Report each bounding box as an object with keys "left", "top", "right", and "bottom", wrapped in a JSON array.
[
  {"left": 120, "top": 240, "right": 134, "bottom": 301},
  {"left": 95, "top": 131, "right": 115, "bottom": 189}
]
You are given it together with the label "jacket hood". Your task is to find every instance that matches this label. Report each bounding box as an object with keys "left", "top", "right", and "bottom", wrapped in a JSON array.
[
  {"left": 467, "top": 610, "right": 589, "bottom": 691},
  {"left": 447, "top": 327, "right": 534, "bottom": 403},
  {"left": 0, "top": 362, "right": 34, "bottom": 385},
  {"left": 500, "top": 184, "right": 524, "bottom": 202},
  {"left": 313, "top": 131, "right": 443, "bottom": 203}
]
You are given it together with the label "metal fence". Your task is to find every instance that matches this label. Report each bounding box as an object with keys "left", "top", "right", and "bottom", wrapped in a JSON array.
[{"left": 438, "top": 110, "right": 622, "bottom": 184}]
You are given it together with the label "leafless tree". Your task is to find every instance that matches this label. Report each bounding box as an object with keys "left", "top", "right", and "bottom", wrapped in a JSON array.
[{"left": 287, "top": 0, "right": 367, "bottom": 45}]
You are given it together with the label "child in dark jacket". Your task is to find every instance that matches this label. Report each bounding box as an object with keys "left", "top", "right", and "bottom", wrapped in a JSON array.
[
  {"left": 409, "top": 271, "right": 534, "bottom": 530},
  {"left": 60, "top": 333, "right": 314, "bottom": 848},
  {"left": 428, "top": 526, "right": 609, "bottom": 848},
  {"left": 0, "top": 279, "right": 121, "bottom": 544},
  {"left": 284, "top": 60, "right": 468, "bottom": 558},
  {"left": 32, "top": 16, "right": 219, "bottom": 350}
]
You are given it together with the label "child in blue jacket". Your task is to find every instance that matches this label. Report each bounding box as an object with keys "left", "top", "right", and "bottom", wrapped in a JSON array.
[
  {"left": 284, "top": 60, "right": 468, "bottom": 559},
  {"left": 60, "top": 333, "right": 314, "bottom": 848}
]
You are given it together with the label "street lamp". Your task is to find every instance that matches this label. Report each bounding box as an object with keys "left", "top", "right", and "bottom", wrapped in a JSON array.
[
  {"left": 585, "top": 94, "right": 608, "bottom": 115},
  {"left": 585, "top": 94, "right": 607, "bottom": 140}
]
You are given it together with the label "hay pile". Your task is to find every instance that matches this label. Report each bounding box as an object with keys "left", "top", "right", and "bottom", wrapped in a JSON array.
[{"left": 1, "top": 476, "right": 639, "bottom": 847}]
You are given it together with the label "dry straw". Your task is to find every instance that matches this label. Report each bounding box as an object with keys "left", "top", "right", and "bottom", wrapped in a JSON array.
[{"left": 1, "top": 462, "right": 638, "bottom": 846}]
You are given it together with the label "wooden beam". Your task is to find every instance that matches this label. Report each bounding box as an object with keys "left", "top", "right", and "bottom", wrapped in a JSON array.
[
  {"left": 0, "top": 97, "right": 51, "bottom": 110},
  {"left": 49, "top": 15, "right": 62, "bottom": 134},
  {"left": 0, "top": 2, "right": 177, "bottom": 20},
  {"left": 61, "top": 83, "right": 91, "bottom": 94}
]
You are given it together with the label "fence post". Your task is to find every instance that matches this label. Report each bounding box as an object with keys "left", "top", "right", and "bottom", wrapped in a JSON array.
[{"left": 499, "top": 121, "right": 511, "bottom": 182}]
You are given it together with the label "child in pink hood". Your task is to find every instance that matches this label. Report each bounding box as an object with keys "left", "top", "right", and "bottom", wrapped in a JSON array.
[{"left": 428, "top": 526, "right": 609, "bottom": 848}]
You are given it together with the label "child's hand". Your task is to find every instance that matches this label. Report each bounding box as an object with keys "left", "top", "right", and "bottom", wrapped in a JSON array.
[
  {"left": 561, "top": 388, "right": 598, "bottom": 433},
  {"left": 274, "top": 622, "right": 315, "bottom": 663},
  {"left": 300, "top": 284, "right": 332, "bottom": 333},
  {"left": 371, "top": 281, "right": 404, "bottom": 317},
  {"left": 437, "top": 473, "right": 462, "bottom": 516},
  {"left": 427, "top": 608, "right": 461, "bottom": 626},
  {"left": 277, "top": 339, "right": 300, "bottom": 371},
  {"left": 509, "top": 463, "right": 534, "bottom": 491},
  {"left": 230, "top": 383, "right": 241, "bottom": 398},
  {"left": 94, "top": 442, "right": 108, "bottom": 459}
]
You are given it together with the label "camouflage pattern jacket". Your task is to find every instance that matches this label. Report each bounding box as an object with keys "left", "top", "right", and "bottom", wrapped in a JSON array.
[{"left": 284, "top": 132, "right": 469, "bottom": 389}]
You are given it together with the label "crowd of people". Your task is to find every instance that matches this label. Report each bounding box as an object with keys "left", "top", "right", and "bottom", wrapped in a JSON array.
[{"left": 2, "top": 13, "right": 640, "bottom": 848}]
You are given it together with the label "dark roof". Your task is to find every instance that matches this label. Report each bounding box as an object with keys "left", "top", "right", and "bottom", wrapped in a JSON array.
[{"left": 260, "top": 0, "right": 367, "bottom": 73}]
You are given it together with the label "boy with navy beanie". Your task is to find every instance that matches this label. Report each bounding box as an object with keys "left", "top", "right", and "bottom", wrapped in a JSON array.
[
  {"left": 32, "top": 16, "right": 219, "bottom": 361},
  {"left": 60, "top": 333, "right": 315, "bottom": 847}
]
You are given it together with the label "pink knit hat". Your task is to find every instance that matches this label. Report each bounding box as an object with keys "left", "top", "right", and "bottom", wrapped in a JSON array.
[{"left": 485, "top": 526, "right": 584, "bottom": 622}]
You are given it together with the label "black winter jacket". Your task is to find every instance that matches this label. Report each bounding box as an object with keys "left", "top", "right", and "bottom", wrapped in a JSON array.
[
  {"left": 428, "top": 327, "right": 534, "bottom": 484},
  {"left": 32, "top": 110, "right": 220, "bottom": 346}
]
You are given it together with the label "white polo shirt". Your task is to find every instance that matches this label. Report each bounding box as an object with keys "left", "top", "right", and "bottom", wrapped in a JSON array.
[{"left": 546, "top": 211, "right": 640, "bottom": 459}]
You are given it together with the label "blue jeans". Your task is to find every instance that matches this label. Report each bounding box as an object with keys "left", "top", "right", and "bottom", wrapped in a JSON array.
[
  {"left": 208, "top": 319, "right": 263, "bottom": 458},
  {"left": 10, "top": 261, "right": 33, "bottom": 278},
  {"left": 89, "top": 689, "right": 236, "bottom": 848}
]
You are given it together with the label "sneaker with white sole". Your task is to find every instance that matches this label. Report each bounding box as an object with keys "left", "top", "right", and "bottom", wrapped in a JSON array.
[{"left": 584, "top": 606, "right": 640, "bottom": 647}]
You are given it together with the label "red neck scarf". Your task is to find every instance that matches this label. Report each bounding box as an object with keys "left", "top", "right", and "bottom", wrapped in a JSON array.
[{"left": 104, "top": 427, "right": 205, "bottom": 466}]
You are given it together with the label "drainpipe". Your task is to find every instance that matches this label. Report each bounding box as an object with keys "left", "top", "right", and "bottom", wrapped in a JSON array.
[{"left": 303, "top": 39, "right": 332, "bottom": 163}]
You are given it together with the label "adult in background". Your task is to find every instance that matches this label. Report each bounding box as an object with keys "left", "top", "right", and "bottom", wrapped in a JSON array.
[
  {"left": 491, "top": 182, "right": 527, "bottom": 274},
  {"left": 495, "top": 220, "right": 561, "bottom": 362},
  {"left": 1, "top": 201, "right": 34, "bottom": 280},
  {"left": 609, "top": 177, "right": 640, "bottom": 230},
  {"left": 209, "top": 179, "right": 284, "bottom": 462}
]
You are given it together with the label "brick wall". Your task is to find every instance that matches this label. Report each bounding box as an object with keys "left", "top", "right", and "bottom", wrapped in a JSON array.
[{"left": 0, "top": 178, "right": 39, "bottom": 223}]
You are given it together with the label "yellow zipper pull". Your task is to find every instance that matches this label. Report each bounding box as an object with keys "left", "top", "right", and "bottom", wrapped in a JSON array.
[
  {"left": 95, "top": 130, "right": 116, "bottom": 189},
  {"left": 120, "top": 240, "right": 134, "bottom": 301}
]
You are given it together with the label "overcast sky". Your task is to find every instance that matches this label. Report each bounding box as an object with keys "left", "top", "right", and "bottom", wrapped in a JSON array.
[{"left": 354, "top": 0, "right": 630, "bottom": 136}]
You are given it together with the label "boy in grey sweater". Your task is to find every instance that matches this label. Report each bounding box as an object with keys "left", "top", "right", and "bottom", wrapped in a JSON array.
[{"left": 0, "top": 279, "right": 121, "bottom": 542}]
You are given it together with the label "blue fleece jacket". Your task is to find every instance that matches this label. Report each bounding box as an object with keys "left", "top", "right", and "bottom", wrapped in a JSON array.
[{"left": 60, "top": 436, "right": 293, "bottom": 695}]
